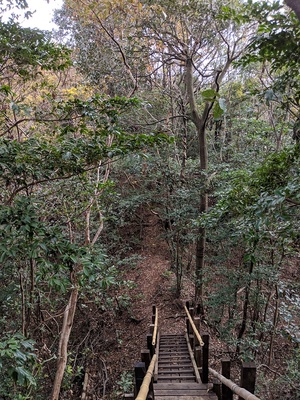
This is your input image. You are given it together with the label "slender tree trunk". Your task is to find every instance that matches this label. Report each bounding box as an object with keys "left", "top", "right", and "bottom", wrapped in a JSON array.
[
  {"left": 185, "top": 53, "right": 233, "bottom": 312},
  {"left": 236, "top": 260, "right": 254, "bottom": 354},
  {"left": 51, "top": 281, "right": 79, "bottom": 400},
  {"left": 268, "top": 284, "right": 279, "bottom": 365},
  {"left": 20, "top": 270, "right": 26, "bottom": 336},
  {"left": 185, "top": 58, "right": 209, "bottom": 312}
]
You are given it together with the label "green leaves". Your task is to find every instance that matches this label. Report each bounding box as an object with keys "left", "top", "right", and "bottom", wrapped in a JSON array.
[
  {"left": 201, "top": 89, "right": 218, "bottom": 101},
  {"left": 237, "top": 0, "right": 300, "bottom": 111},
  {"left": 0, "top": 334, "right": 36, "bottom": 388},
  {"left": 200, "top": 89, "right": 227, "bottom": 119},
  {"left": 0, "top": 21, "right": 72, "bottom": 79},
  {"left": 213, "top": 98, "right": 227, "bottom": 119},
  {"left": 0, "top": 95, "right": 170, "bottom": 206}
]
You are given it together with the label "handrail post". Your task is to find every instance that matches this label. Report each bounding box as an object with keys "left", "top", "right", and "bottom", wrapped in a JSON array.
[
  {"left": 186, "top": 316, "right": 190, "bottom": 336},
  {"left": 149, "top": 324, "right": 154, "bottom": 335},
  {"left": 239, "top": 362, "right": 256, "bottom": 400},
  {"left": 141, "top": 349, "right": 151, "bottom": 370},
  {"left": 193, "top": 316, "right": 202, "bottom": 374},
  {"left": 134, "top": 362, "right": 145, "bottom": 397},
  {"left": 193, "top": 317, "right": 200, "bottom": 347},
  {"left": 209, "top": 367, "right": 261, "bottom": 400},
  {"left": 221, "top": 359, "right": 232, "bottom": 400},
  {"left": 186, "top": 301, "right": 191, "bottom": 335},
  {"left": 152, "top": 305, "right": 156, "bottom": 324},
  {"left": 147, "top": 333, "right": 154, "bottom": 357},
  {"left": 213, "top": 379, "right": 222, "bottom": 399},
  {"left": 201, "top": 333, "right": 209, "bottom": 383}
]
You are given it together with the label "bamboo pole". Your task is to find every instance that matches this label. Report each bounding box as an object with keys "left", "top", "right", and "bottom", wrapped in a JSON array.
[
  {"left": 183, "top": 305, "right": 204, "bottom": 346},
  {"left": 135, "top": 354, "right": 157, "bottom": 400},
  {"left": 152, "top": 308, "right": 158, "bottom": 346},
  {"left": 209, "top": 368, "right": 261, "bottom": 400}
]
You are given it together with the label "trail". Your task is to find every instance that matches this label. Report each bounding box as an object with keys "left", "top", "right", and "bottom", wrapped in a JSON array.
[{"left": 125, "top": 212, "right": 187, "bottom": 335}]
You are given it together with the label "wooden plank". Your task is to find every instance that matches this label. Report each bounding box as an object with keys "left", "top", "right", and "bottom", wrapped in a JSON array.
[
  {"left": 159, "top": 352, "right": 188, "bottom": 355},
  {"left": 239, "top": 361, "right": 256, "bottom": 400},
  {"left": 158, "top": 357, "right": 192, "bottom": 365},
  {"left": 159, "top": 361, "right": 191, "bottom": 364},
  {"left": 159, "top": 353, "right": 190, "bottom": 356},
  {"left": 160, "top": 341, "right": 187, "bottom": 344},
  {"left": 159, "top": 365, "right": 193, "bottom": 368},
  {"left": 159, "top": 356, "right": 190, "bottom": 359},
  {"left": 158, "top": 376, "right": 196, "bottom": 381},
  {"left": 159, "top": 357, "right": 190, "bottom": 360},
  {"left": 134, "top": 362, "right": 145, "bottom": 397},
  {"left": 157, "top": 374, "right": 196, "bottom": 378},
  {"left": 160, "top": 348, "right": 188, "bottom": 351},
  {"left": 158, "top": 369, "right": 195, "bottom": 373},
  {"left": 202, "top": 334, "right": 209, "bottom": 384},
  {"left": 222, "top": 359, "right": 232, "bottom": 400},
  {"left": 154, "top": 389, "right": 214, "bottom": 395},
  {"left": 141, "top": 349, "right": 151, "bottom": 370},
  {"left": 154, "top": 383, "right": 207, "bottom": 389},
  {"left": 154, "top": 396, "right": 216, "bottom": 400},
  {"left": 160, "top": 342, "right": 187, "bottom": 345},
  {"left": 159, "top": 359, "right": 191, "bottom": 363}
]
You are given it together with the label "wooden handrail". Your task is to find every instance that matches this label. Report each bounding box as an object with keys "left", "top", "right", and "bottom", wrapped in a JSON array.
[
  {"left": 135, "top": 354, "right": 157, "bottom": 400},
  {"left": 184, "top": 304, "right": 204, "bottom": 347},
  {"left": 151, "top": 308, "right": 158, "bottom": 346},
  {"left": 209, "top": 367, "right": 261, "bottom": 400}
]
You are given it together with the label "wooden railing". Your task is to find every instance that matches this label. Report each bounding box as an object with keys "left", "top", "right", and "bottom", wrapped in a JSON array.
[
  {"left": 123, "top": 305, "right": 158, "bottom": 400},
  {"left": 184, "top": 301, "right": 261, "bottom": 400},
  {"left": 185, "top": 301, "right": 209, "bottom": 383},
  {"left": 135, "top": 354, "right": 157, "bottom": 400},
  {"left": 209, "top": 366, "right": 260, "bottom": 400},
  {"left": 124, "top": 302, "right": 261, "bottom": 400}
]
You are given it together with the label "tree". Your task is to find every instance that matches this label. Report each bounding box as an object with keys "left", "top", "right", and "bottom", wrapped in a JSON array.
[
  {"left": 60, "top": 0, "right": 253, "bottom": 306},
  {"left": 0, "top": 12, "right": 170, "bottom": 398},
  {"left": 285, "top": 0, "right": 300, "bottom": 20}
]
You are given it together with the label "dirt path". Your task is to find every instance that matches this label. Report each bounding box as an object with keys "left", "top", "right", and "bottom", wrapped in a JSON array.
[
  {"left": 124, "top": 212, "right": 188, "bottom": 335},
  {"left": 104, "top": 212, "right": 194, "bottom": 398}
]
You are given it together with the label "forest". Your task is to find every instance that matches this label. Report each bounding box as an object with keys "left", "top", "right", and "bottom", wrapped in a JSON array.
[{"left": 0, "top": 0, "right": 299, "bottom": 399}]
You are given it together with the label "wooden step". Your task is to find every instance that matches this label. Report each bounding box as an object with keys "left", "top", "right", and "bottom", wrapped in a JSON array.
[
  {"left": 159, "top": 365, "right": 193, "bottom": 370},
  {"left": 154, "top": 334, "right": 217, "bottom": 399},
  {"left": 157, "top": 375, "right": 196, "bottom": 381},
  {"left": 159, "top": 354, "right": 190, "bottom": 358},
  {"left": 154, "top": 382, "right": 217, "bottom": 399},
  {"left": 158, "top": 371, "right": 194, "bottom": 375},
  {"left": 154, "top": 383, "right": 208, "bottom": 389},
  {"left": 154, "top": 396, "right": 217, "bottom": 399}
]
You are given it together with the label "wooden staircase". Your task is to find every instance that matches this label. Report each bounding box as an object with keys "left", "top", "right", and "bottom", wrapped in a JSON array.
[{"left": 154, "top": 334, "right": 217, "bottom": 399}]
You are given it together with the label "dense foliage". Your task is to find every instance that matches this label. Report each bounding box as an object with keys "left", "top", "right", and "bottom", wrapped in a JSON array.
[{"left": 0, "top": 0, "right": 299, "bottom": 399}]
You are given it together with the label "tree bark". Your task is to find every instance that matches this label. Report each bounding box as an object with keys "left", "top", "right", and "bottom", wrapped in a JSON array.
[
  {"left": 284, "top": 0, "right": 300, "bottom": 21},
  {"left": 185, "top": 58, "right": 208, "bottom": 311},
  {"left": 236, "top": 260, "right": 254, "bottom": 354},
  {"left": 51, "top": 283, "right": 79, "bottom": 400}
]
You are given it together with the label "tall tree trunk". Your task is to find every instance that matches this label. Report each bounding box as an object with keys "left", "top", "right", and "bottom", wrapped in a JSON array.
[
  {"left": 185, "top": 52, "right": 233, "bottom": 312},
  {"left": 185, "top": 58, "right": 209, "bottom": 311}
]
